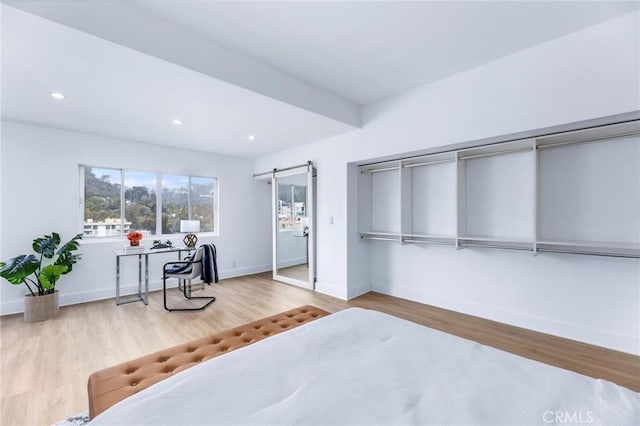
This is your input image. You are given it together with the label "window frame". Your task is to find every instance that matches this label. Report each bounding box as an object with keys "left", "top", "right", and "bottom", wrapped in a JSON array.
[{"left": 79, "top": 165, "right": 219, "bottom": 241}]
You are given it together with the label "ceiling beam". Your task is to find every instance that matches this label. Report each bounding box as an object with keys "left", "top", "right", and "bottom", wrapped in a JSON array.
[{"left": 4, "top": 1, "right": 361, "bottom": 128}]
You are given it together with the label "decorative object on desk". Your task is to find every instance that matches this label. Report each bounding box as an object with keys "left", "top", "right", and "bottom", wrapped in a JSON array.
[
  {"left": 127, "top": 231, "right": 143, "bottom": 247},
  {"left": 180, "top": 220, "right": 200, "bottom": 248},
  {"left": 0, "top": 232, "right": 82, "bottom": 322},
  {"left": 123, "top": 245, "right": 144, "bottom": 253},
  {"left": 151, "top": 240, "right": 174, "bottom": 250}
]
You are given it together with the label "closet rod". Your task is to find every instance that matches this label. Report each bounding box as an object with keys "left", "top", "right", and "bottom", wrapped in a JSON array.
[
  {"left": 459, "top": 147, "right": 532, "bottom": 161},
  {"left": 402, "top": 158, "right": 454, "bottom": 168},
  {"left": 536, "top": 131, "right": 640, "bottom": 150},
  {"left": 536, "top": 248, "right": 639, "bottom": 258},
  {"left": 253, "top": 161, "right": 312, "bottom": 178},
  {"left": 367, "top": 166, "right": 400, "bottom": 174},
  {"left": 403, "top": 239, "right": 455, "bottom": 246},
  {"left": 459, "top": 242, "right": 533, "bottom": 251}
]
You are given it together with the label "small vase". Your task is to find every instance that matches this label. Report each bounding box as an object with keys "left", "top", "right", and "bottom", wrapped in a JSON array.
[
  {"left": 130, "top": 240, "right": 140, "bottom": 246},
  {"left": 24, "top": 291, "right": 59, "bottom": 322}
]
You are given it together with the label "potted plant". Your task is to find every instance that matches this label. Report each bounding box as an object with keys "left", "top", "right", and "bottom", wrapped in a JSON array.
[
  {"left": 127, "top": 231, "right": 143, "bottom": 246},
  {"left": 0, "top": 232, "right": 82, "bottom": 322}
]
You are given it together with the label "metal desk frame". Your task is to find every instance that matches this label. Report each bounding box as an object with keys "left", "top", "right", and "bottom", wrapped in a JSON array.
[{"left": 114, "top": 247, "right": 194, "bottom": 305}]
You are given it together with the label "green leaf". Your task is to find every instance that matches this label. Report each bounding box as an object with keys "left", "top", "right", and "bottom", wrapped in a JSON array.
[
  {"left": 54, "top": 234, "right": 83, "bottom": 274},
  {"left": 32, "top": 233, "right": 61, "bottom": 259},
  {"left": 0, "top": 255, "right": 40, "bottom": 285},
  {"left": 38, "top": 264, "right": 67, "bottom": 290}
]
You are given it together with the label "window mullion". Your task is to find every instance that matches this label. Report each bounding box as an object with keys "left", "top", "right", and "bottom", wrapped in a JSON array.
[
  {"left": 79, "top": 165, "right": 85, "bottom": 236},
  {"left": 120, "top": 169, "right": 125, "bottom": 237},
  {"left": 156, "top": 173, "right": 162, "bottom": 236},
  {"left": 187, "top": 176, "right": 192, "bottom": 220}
]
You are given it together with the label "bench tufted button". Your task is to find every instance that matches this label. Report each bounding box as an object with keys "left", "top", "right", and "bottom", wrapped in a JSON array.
[
  {"left": 130, "top": 381, "right": 138, "bottom": 386},
  {"left": 286, "top": 314, "right": 294, "bottom": 318},
  {"left": 254, "top": 325, "right": 262, "bottom": 330},
  {"left": 234, "top": 331, "right": 242, "bottom": 337},
  {"left": 280, "top": 324, "right": 289, "bottom": 329},
  {"left": 311, "top": 314, "right": 318, "bottom": 317},
  {"left": 301, "top": 309, "right": 308, "bottom": 313},
  {"left": 271, "top": 319, "right": 278, "bottom": 323},
  {"left": 243, "top": 338, "right": 251, "bottom": 343},
  {"left": 125, "top": 368, "right": 136, "bottom": 374},
  {"left": 186, "top": 347, "right": 195, "bottom": 353},
  {"left": 163, "top": 367, "right": 174, "bottom": 374}
]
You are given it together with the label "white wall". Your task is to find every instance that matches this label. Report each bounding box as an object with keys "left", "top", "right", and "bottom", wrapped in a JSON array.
[
  {"left": 0, "top": 121, "right": 272, "bottom": 314},
  {"left": 254, "top": 12, "right": 640, "bottom": 354}
]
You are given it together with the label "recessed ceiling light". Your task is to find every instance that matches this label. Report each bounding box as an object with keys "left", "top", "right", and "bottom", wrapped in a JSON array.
[
  {"left": 172, "top": 119, "right": 184, "bottom": 126},
  {"left": 248, "top": 135, "right": 256, "bottom": 141},
  {"left": 50, "top": 92, "right": 65, "bottom": 100}
]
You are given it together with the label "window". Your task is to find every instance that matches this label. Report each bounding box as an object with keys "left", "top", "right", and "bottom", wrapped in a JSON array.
[
  {"left": 81, "top": 166, "right": 218, "bottom": 238},
  {"left": 83, "top": 167, "right": 125, "bottom": 237},
  {"left": 161, "top": 175, "right": 216, "bottom": 234},
  {"left": 125, "top": 171, "right": 157, "bottom": 236},
  {"left": 162, "top": 174, "right": 189, "bottom": 234},
  {"left": 190, "top": 176, "right": 216, "bottom": 232}
]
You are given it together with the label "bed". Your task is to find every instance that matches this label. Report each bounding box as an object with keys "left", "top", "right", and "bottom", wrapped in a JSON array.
[{"left": 89, "top": 307, "right": 640, "bottom": 425}]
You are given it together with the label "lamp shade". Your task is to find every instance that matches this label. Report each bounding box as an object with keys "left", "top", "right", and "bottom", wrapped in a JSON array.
[{"left": 180, "top": 220, "right": 200, "bottom": 233}]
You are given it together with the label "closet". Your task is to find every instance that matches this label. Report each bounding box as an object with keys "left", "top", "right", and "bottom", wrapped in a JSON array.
[{"left": 359, "top": 120, "right": 640, "bottom": 258}]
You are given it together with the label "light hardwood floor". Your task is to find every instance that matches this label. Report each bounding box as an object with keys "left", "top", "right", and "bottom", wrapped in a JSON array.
[{"left": 1, "top": 272, "right": 638, "bottom": 426}]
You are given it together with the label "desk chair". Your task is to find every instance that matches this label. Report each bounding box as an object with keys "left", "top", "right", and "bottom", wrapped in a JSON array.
[{"left": 162, "top": 246, "right": 216, "bottom": 312}]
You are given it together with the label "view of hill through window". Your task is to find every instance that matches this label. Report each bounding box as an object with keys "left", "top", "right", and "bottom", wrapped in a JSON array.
[{"left": 83, "top": 166, "right": 216, "bottom": 238}]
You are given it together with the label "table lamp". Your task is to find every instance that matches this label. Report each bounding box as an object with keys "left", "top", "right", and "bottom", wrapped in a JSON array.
[{"left": 180, "top": 220, "right": 200, "bottom": 248}]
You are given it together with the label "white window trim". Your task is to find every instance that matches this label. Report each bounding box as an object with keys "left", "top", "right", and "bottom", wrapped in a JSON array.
[{"left": 79, "top": 165, "right": 219, "bottom": 240}]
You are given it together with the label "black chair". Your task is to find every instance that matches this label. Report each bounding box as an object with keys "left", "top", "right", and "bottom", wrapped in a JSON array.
[{"left": 162, "top": 246, "right": 215, "bottom": 312}]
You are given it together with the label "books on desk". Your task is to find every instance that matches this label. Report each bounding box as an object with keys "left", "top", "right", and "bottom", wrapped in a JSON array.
[{"left": 123, "top": 245, "right": 145, "bottom": 253}]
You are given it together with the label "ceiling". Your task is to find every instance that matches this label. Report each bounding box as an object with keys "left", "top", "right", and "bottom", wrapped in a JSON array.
[
  {"left": 131, "top": 0, "right": 640, "bottom": 105},
  {"left": 2, "top": 1, "right": 638, "bottom": 158}
]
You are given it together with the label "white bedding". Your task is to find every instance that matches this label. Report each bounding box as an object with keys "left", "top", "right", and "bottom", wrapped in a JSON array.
[{"left": 90, "top": 308, "right": 640, "bottom": 425}]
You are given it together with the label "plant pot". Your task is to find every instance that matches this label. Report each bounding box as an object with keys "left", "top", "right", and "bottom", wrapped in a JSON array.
[
  {"left": 24, "top": 291, "right": 59, "bottom": 322},
  {"left": 130, "top": 240, "right": 140, "bottom": 246}
]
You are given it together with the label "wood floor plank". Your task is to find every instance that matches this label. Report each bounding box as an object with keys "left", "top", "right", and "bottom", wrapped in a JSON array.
[{"left": 1, "top": 272, "right": 638, "bottom": 426}]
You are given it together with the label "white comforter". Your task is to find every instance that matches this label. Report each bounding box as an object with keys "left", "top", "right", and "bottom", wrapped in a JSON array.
[{"left": 90, "top": 308, "right": 640, "bottom": 425}]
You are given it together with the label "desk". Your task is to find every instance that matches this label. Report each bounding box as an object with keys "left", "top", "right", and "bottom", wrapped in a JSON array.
[{"left": 113, "top": 247, "right": 194, "bottom": 305}]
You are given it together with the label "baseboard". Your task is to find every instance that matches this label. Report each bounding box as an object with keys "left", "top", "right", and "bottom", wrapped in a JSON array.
[
  {"left": 347, "top": 281, "right": 371, "bottom": 300},
  {"left": 219, "top": 263, "right": 272, "bottom": 279},
  {"left": 0, "top": 299, "right": 24, "bottom": 316},
  {"left": 315, "top": 281, "right": 347, "bottom": 300},
  {"left": 315, "top": 281, "right": 370, "bottom": 300},
  {"left": 0, "top": 263, "right": 273, "bottom": 316}
]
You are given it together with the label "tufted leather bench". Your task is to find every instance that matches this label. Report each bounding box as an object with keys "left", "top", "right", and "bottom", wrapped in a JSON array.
[{"left": 88, "top": 305, "right": 329, "bottom": 419}]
